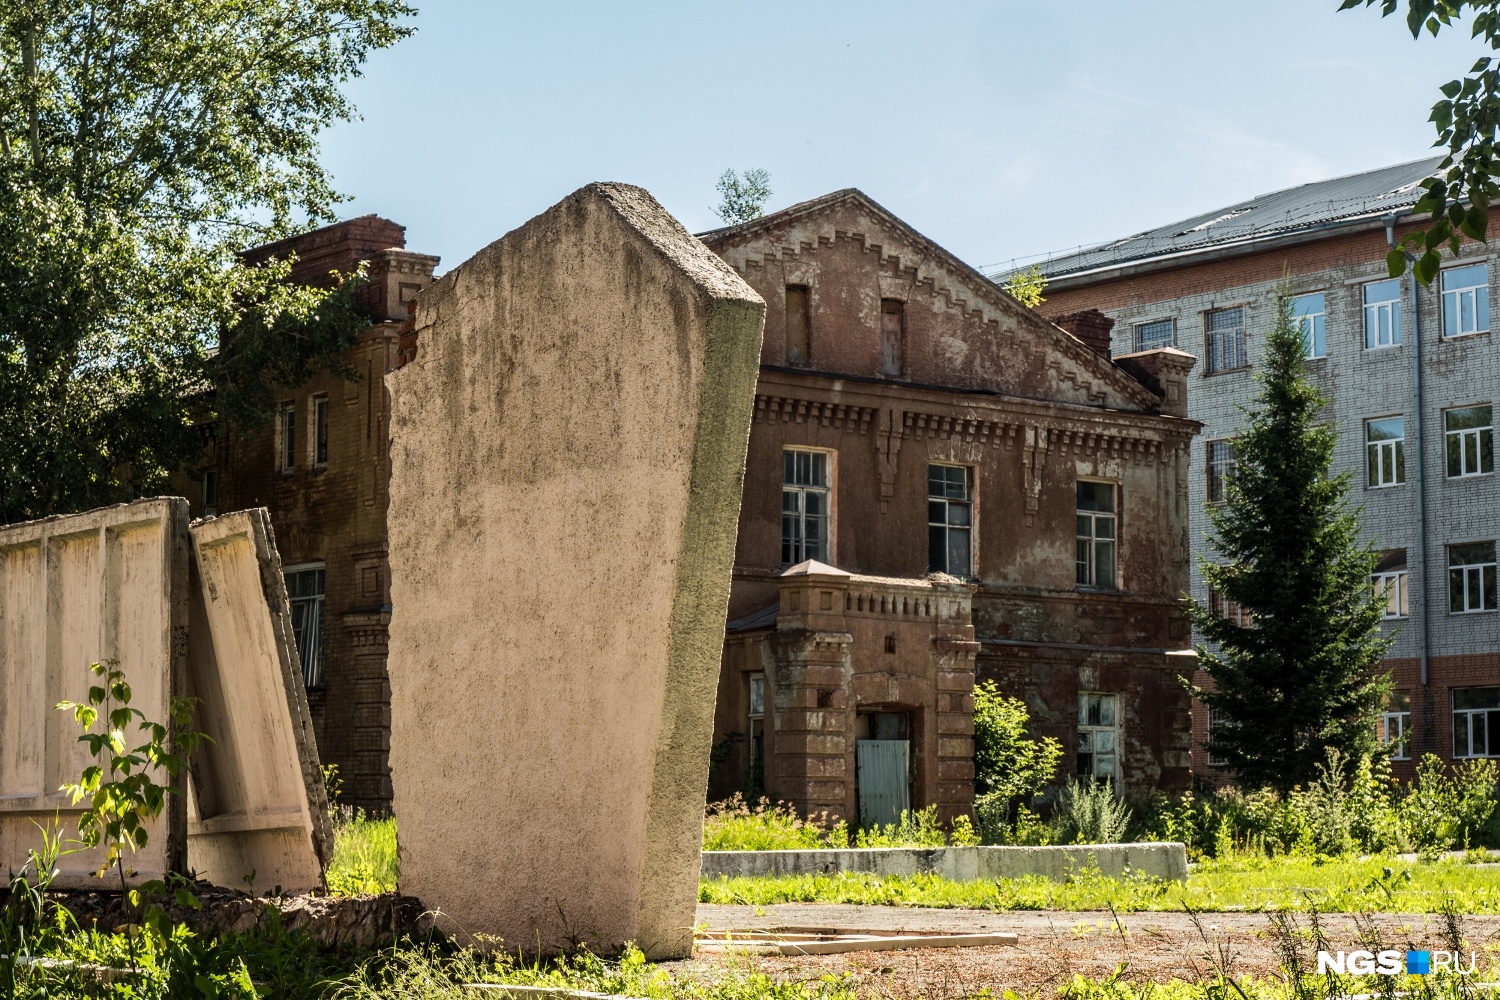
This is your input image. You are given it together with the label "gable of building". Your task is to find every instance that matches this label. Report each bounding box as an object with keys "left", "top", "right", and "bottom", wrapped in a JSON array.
[{"left": 701, "top": 190, "right": 1163, "bottom": 412}]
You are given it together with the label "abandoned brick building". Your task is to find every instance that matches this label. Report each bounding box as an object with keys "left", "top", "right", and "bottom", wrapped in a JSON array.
[
  {"left": 1031, "top": 157, "right": 1500, "bottom": 778},
  {"left": 699, "top": 190, "right": 1200, "bottom": 824},
  {"left": 216, "top": 194, "right": 1200, "bottom": 820},
  {"left": 199, "top": 216, "right": 439, "bottom": 810}
]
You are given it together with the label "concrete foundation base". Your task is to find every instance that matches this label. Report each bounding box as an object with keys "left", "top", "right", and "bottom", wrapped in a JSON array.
[{"left": 700, "top": 843, "right": 1188, "bottom": 882}]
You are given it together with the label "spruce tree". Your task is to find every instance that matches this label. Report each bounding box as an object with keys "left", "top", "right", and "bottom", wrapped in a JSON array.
[{"left": 1190, "top": 290, "right": 1393, "bottom": 792}]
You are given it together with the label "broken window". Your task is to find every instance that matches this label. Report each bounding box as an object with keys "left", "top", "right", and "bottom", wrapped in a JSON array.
[
  {"left": 1206, "top": 439, "right": 1236, "bottom": 503},
  {"left": 1373, "top": 549, "right": 1408, "bottom": 619},
  {"left": 927, "top": 464, "right": 972, "bottom": 578},
  {"left": 1291, "top": 292, "right": 1325, "bottom": 359},
  {"left": 782, "top": 449, "right": 831, "bottom": 565},
  {"left": 1445, "top": 405, "right": 1494, "bottom": 478},
  {"left": 1075, "top": 481, "right": 1117, "bottom": 589},
  {"left": 1381, "top": 691, "right": 1411, "bottom": 760},
  {"left": 312, "top": 395, "right": 330, "bottom": 468},
  {"left": 1134, "top": 318, "right": 1175, "bottom": 352},
  {"left": 277, "top": 401, "right": 296, "bottom": 474},
  {"left": 1204, "top": 306, "right": 1246, "bottom": 374},
  {"left": 285, "top": 565, "right": 326, "bottom": 688},
  {"left": 1442, "top": 263, "right": 1489, "bottom": 338},
  {"left": 1453, "top": 687, "right": 1500, "bottom": 758},
  {"left": 785, "top": 285, "right": 810, "bottom": 365},
  {"left": 1363, "top": 279, "right": 1402, "bottom": 349},
  {"left": 1449, "top": 541, "right": 1497, "bottom": 614},
  {"left": 1077, "top": 692, "right": 1118, "bottom": 782},
  {"left": 1365, "top": 417, "right": 1406, "bottom": 488},
  {"left": 879, "top": 299, "right": 905, "bottom": 377}
]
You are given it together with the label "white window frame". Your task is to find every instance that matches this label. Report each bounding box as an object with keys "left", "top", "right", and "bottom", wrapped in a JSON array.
[
  {"left": 1381, "top": 693, "right": 1411, "bottom": 760},
  {"left": 277, "top": 401, "right": 296, "bottom": 474},
  {"left": 284, "top": 563, "right": 326, "bottom": 688},
  {"left": 1207, "top": 706, "right": 1230, "bottom": 767},
  {"left": 1077, "top": 692, "right": 1119, "bottom": 783},
  {"left": 782, "top": 447, "right": 833, "bottom": 566},
  {"left": 1204, "top": 306, "right": 1247, "bottom": 374},
  {"left": 1291, "top": 292, "right": 1326, "bottom": 359},
  {"left": 1441, "top": 263, "right": 1490, "bottom": 339},
  {"left": 1449, "top": 541, "right": 1498, "bottom": 614},
  {"left": 1075, "top": 480, "right": 1118, "bottom": 590},
  {"left": 1365, "top": 416, "right": 1406, "bottom": 488},
  {"left": 311, "top": 395, "right": 330, "bottom": 469},
  {"left": 1206, "top": 439, "right": 1235, "bottom": 504},
  {"left": 1453, "top": 687, "right": 1500, "bottom": 759},
  {"left": 1363, "top": 279, "right": 1402, "bottom": 350},
  {"left": 927, "top": 463, "right": 973, "bottom": 578},
  {"left": 1373, "top": 569, "right": 1408, "bottom": 619},
  {"left": 1445, "top": 405, "right": 1494, "bottom": 478}
]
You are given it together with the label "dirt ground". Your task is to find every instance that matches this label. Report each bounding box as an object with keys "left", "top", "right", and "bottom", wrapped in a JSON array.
[{"left": 672, "top": 904, "right": 1500, "bottom": 999}]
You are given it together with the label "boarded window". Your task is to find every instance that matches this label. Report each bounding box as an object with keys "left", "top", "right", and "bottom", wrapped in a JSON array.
[
  {"left": 785, "top": 285, "right": 810, "bottom": 365},
  {"left": 880, "top": 299, "right": 905, "bottom": 376}
]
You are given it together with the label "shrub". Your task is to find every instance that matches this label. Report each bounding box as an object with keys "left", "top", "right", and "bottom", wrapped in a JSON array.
[
  {"left": 1056, "top": 779, "right": 1132, "bottom": 844},
  {"left": 702, "top": 794, "right": 837, "bottom": 851},
  {"left": 971, "top": 681, "right": 1062, "bottom": 844},
  {"left": 855, "top": 806, "right": 946, "bottom": 848}
]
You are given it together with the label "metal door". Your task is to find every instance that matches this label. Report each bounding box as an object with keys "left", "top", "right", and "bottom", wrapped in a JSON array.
[{"left": 856, "top": 739, "right": 910, "bottom": 828}]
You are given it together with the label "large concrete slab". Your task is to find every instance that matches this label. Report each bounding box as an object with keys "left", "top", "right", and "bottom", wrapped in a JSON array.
[
  {"left": 386, "top": 183, "right": 765, "bottom": 958},
  {"left": 185, "top": 510, "right": 333, "bottom": 893},
  {"left": 0, "top": 499, "right": 190, "bottom": 887},
  {"left": 700, "top": 843, "right": 1189, "bottom": 882}
]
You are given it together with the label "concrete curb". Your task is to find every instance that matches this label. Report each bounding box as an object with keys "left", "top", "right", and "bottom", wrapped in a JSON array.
[{"left": 700, "top": 842, "right": 1188, "bottom": 882}]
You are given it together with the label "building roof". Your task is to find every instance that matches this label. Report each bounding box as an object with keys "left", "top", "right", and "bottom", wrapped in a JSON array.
[{"left": 1006, "top": 156, "right": 1443, "bottom": 286}]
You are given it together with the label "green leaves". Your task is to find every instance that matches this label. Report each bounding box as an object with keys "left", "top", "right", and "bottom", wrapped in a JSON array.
[{"left": 0, "top": 0, "right": 413, "bottom": 521}]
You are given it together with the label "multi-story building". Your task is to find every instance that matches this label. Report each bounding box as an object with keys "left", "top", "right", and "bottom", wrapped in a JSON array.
[
  {"left": 699, "top": 190, "right": 1200, "bottom": 823},
  {"left": 220, "top": 193, "right": 1201, "bottom": 821},
  {"left": 1030, "top": 157, "right": 1500, "bottom": 775},
  {"left": 205, "top": 216, "right": 439, "bottom": 811}
]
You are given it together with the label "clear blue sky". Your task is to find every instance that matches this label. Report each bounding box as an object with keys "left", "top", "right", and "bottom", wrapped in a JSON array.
[{"left": 320, "top": 1, "right": 1486, "bottom": 275}]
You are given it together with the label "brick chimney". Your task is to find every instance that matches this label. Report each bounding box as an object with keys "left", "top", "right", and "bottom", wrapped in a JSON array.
[{"left": 1049, "top": 309, "right": 1115, "bottom": 358}]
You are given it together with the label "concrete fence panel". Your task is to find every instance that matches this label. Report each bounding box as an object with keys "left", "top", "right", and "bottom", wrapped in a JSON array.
[
  {"left": 0, "top": 499, "right": 191, "bottom": 887},
  {"left": 386, "top": 183, "right": 765, "bottom": 959},
  {"left": 185, "top": 509, "right": 333, "bottom": 893}
]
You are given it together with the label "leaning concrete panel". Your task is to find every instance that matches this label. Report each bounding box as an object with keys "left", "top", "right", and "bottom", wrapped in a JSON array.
[
  {"left": 0, "top": 499, "right": 190, "bottom": 887},
  {"left": 185, "top": 510, "right": 332, "bottom": 893},
  {"left": 386, "top": 183, "right": 765, "bottom": 958}
]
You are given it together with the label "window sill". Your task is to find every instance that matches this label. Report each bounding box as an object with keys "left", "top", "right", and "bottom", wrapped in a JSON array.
[
  {"left": 1365, "top": 482, "right": 1406, "bottom": 491},
  {"left": 1362, "top": 343, "right": 1404, "bottom": 352},
  {"left": 1446, "top": 472, "right": 1494, "bottom": 481},
  {"left": 1450, "top": 609, "right": 1498, "bottom": 616},
  {"left": 1203, "top": 366, "right": 1250, "bottom": 378},
  {"left": 1440, "top": 329, "right": 1491, "bottom": 342}
]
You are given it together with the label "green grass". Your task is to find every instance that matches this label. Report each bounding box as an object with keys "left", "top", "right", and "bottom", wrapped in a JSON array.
[
  {"left": 699, "top": 852, "right": 1500, "bottom": 913},
  {"left": 325, "top": 813, "right": 398, "bottom": 896}
]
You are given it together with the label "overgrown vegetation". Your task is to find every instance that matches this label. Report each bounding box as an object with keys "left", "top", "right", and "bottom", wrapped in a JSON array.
[
  {"left": 701, "top": 795, "right": 978, "bottom": 851},
  {"left": 712, "top": 167, "right": 773, "bottom": 225},
  {"left": 1002, "top": 262, "right": 1049, "bottom": 308},
  {"left": 701, "top": 850, "right": 1500, "bottom": 913}
]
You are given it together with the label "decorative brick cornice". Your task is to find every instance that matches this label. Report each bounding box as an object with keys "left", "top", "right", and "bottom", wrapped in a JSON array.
[{"left": 755, "top": 395, "right": 876, "bottom": 433}]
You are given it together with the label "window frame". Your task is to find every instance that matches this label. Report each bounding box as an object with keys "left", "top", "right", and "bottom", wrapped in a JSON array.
[
  {"left": 784, "top": 284, "right": 811, "bottom": 366},
  {"left": 1373, "top": 568, "right": 1409, "bottom": 619},
  {"left": 201, "top": 468, "right": 218, "bottom": 518},
  {"left": 1290, "top": 292, "right": 1327, "bottom": 360},
  {"left": 927, "top": 463, "right": 974, "bottom": 579},
  {"left": 1077, "top": 691, "right": 1120, "bottom": 783},
  {"left": 1075, "top": 479, "right": 1118, "bottom": 591},
  {"left": 1453, "top": 687, "right": 1500, "bottom": 759},
  {"left": 1134, "top": 317, "right": 1176, "bottom": 353},
  {"left": 1206, "top": 439, "right": 1236, "bottom": 504},
  {"left": 1364, "top": 416, "right": 1406, "bottom": 489},
  {"left": 1203, "top": 306, "right": 1248, "bottom": 375},
  {"left": 879, "top": 298, "right": 905, "bottom": 377},
  {"left": 311, "top": 395, "right": 330, "bottom": 469},
  {"left": 1207, "top": 705, "right": 1231, "bottom": 767},
  {"left": 276, "top": 400, "right": 296, "bottom": 474},
  {"left": 1444, "top": 404, "right": 1495, "bottom": 479},
  {"left": 781, "top": 447, "right": 834, "bottom": 566},
  {"left": 1363, "top": 278, "right": 1403, "bottom": 350},
  {"left": 1381, "top": 691, "right": 1411, "bottom": 760},
  {"left": 1448, "top": 541, "right": 1498, "bottom": 614},
  {"left": 284, "top": 562, "right": 326, "bottom": 688},
  {"left": 1441, "top": 263, "right": 1490, "bottom": 339}
]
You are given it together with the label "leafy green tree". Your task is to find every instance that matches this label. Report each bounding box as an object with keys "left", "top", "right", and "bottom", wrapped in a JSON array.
[
  {"left": 0, "top": 0, "right": 414, "bottom": 524},
  {"left": 1002, "top": 263, "right": 1048, "bottom": 309},
  {"left": 972, "top": 681, "right": 1062, "bottom": 802},
  {"left": 1189, "top": 291, "right": 1393, "bottom": 791},
  {"left": 713, "top": 167, "right": 772, "bottom": 225},
  {"left": 1340, "top": 1, "right": 1500, "bottom": 282}
]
